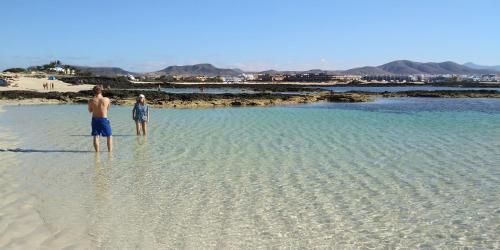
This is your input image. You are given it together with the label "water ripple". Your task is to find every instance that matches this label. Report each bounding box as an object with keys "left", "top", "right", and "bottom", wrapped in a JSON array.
[{"left": 0, "top": 101, "right": 499, "bottom": 249}]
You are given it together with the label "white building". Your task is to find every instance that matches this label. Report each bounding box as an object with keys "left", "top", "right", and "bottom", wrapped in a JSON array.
[
  {"left": 63, "top": 68, "right": 75, "bottom": 75},
  {"left": 127, "top": 74, "right": 137, "bottom": 81},
  {"left": 222, "top": 76, "right": 243, "bottom": 83},
  {"left": 241, "top": 73, "right": 257, "bottom": 81},
  {"left": 50, "top": 66, "right": 65, "bottom": 73},
  {"left": 481, "top": 74, "right": 500, "bottom": 82}
]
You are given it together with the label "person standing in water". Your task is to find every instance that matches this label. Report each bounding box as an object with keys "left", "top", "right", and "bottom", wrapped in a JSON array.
[
  {"left": 132, "top": 94, "right": 149, "bottom": 136},
  {"left": 88, "top": 85, "right": 113, "bottom": 152}
]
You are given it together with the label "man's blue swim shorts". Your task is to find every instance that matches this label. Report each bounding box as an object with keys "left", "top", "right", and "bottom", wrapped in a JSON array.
[{"left": 91, "top": 117, "right": 112, "bottom": 137}]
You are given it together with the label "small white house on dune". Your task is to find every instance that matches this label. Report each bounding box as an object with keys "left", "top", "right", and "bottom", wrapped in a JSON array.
[
  {"left": 48, "top": 66, "right": 75, "bottom": 75},
  {"left": 127, "top": 74, "right": 136, "bottom": 81},
  {"left": 50, "top": 66, "right": 65, "bottom": 73}
]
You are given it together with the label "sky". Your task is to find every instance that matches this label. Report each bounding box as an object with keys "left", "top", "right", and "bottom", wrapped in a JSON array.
[{"left": 2, "top": 0, "right": 499, "bottom": 72}]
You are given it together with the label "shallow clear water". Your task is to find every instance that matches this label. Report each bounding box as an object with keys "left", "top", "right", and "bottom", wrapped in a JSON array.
[
  {"left": 159, "top": 87, "right": 306, "bottom": 95},
  {"left": 162, "top": 87, "right": 258, "bottom": 94},
  {"left": 0, "top": 98, "right": 499, "bottom": 249},
  {"left": 318, "top": 86, "right": 500, "bottom": 93},
  {"left": 134, "top": 86, "right": 500, "bottom": 95}
]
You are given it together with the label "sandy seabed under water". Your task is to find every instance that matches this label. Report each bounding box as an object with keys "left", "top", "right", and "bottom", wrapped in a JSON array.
[{"left": 0, "top": 99, "right": 499, "bottom": 249}]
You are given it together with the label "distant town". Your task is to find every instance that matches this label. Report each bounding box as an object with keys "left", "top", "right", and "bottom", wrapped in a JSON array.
[{"left": 2, "top": 60, "right": 500, "bottom": 87}]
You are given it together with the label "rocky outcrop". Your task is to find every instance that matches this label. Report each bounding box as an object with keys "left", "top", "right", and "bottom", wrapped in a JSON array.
[
  {"left": 380, "top": 90, "right": 500, "bottom": 98},
  {"left": 327, "top": 93, "right": 373, "bottom": 102},
  {"left": 105, "top": 90, "right": 333, "bottom": 108},
  {"left": 0, "top": 90, "right": 367, "bottom": 107},
  {"left": 1, "top": 90, "right": 499, "bottom": 108},
  {"left": 59, "top": 76, "right": 500, "bottom": 90},
  {"left": 59, "top": 77, "right": 135, "bottom": 88}
]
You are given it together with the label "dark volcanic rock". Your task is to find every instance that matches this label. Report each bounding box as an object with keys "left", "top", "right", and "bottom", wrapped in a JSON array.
[
  {"left": 327, "top": 93, "right": 373, "bottom": 102},
  {"left": 59, "top": 77, "right": 135, "bottom": 88},
  {"left": 0, "top": 90, "right": 80, "bottom": 101},
  {"left": 1, "top": 89, "right": 498, "bottom": 108},
  {"left": 381, "top": 90, "right": 500, "bottom": 98}
]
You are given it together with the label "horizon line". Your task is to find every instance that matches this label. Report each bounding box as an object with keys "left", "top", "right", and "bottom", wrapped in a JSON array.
[{"left": 3, "top": 60, "right": 499, "bottom": 74}]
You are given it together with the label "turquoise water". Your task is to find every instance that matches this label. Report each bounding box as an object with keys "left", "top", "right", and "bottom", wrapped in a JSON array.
[
  {"left": 166, "top": 86, "right": 500, "bottom": 94},
  {"left": 133, "top": 86, "right": 500, "bottom": 95},
  {"left": 317, "top": 86, "right": 500, "bottom": 92},
  {"left": 162, "top": 87, "right": 258, "bottom": 94},
  {"left": 0, "top": 98, "right": 499, "bottom": 248}
]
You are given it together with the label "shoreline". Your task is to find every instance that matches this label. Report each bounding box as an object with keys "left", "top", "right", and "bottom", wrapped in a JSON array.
[
  {"left": 5, "top": 75, "right": 498, "bottom": 94},
  {"left": 161, "top": 81, "right": 500, "bottom": 88},
  {"left": 3, "top": 74, "right": 500, "bottom": 94},
  {"left": 0, "top": 89, "right": 499, "bottom": 108},
  {"left": 0, "top": 90, "right": 373, "bottom": 108},
  {"left": 57, "top": 76, "right": 500, "bottom": 90}
]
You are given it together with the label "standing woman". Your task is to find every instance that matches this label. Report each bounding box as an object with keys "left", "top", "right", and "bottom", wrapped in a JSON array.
[{"left": 132, "top": 94, "right": 150, "bottom": 135}]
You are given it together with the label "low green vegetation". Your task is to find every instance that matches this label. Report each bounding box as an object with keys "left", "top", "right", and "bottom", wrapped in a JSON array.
[{"left": 3, "top": 68, "right": 27, "bottom": 73}]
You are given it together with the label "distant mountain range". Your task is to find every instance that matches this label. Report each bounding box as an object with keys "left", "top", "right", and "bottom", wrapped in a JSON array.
[
  {"left": 152, "top": 63, "right": 243, "bottom": 77},
  {"left": 257, "top": 69, "right": 341, "bottom": 75},
  {"left": 343, "top": 60, "right": 496, "bottom": 75},
  {"left": 72, "top": 66, "right": 134, "bottom": 77},
  {"left": 71, "top": 60, "right": 499, "bottom": 77},
  {"left": 262, "top": 61, "right": 497, "bottom": 76},
  {"left": 75, "top": 64, "right": 243, "bottom": 77},
  {"left": 463, "top": 62, "right": 500, "bottom": 73}
]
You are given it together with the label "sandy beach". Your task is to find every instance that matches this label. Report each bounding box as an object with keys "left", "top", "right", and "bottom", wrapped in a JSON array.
[{"left": 0, "top": 74, "right": 94, "bottom": 93}]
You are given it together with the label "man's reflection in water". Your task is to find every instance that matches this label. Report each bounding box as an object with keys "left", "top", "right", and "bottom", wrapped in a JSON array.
[
  {"left": 89, "top": 152, "right": 112, "bottom": 248},
  {"left": 88, "top": 137, "right": 158, "bottom": 247},
  {"left": 131, "top": 134, "right": 159, "bottom": 246}
]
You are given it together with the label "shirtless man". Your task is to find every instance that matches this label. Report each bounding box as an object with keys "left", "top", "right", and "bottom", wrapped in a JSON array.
[{"left": 88, "top": 85, "right": 113, "bottom": 152}]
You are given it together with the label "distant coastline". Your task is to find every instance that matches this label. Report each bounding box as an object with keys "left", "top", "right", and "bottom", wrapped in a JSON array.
[
  {"left": 1, "top": 73, "right": 499, "bottom": 108},
  {"left": 56, "top": 75, "right": 500, "bottom": 90},
  {"left": 1, "top": 89, "right": 499, "bottom": 108}
]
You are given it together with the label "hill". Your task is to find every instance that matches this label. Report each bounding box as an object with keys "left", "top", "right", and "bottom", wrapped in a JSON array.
[
  {"left": 343, "top": 60, "right": 495, "bottom": 75},
  {"left": 28, "top": 60, "right": 499, "bottom": 78},
  {"left": 463, "top": 62, "right": 500, "bottom": 72},
  {"left": 256, "top": 69, "right": 342, "bottom": 75},
  {"left": 72, "top": 66, "right": 133, "bottom": 77},
  {"left": 342, "top": 66, "right": 390, "bottom": 75},
  {"left": 153, "top": 64, "right": 243, "bottom": 77}
]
